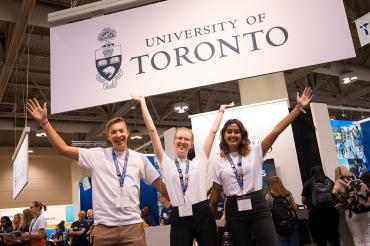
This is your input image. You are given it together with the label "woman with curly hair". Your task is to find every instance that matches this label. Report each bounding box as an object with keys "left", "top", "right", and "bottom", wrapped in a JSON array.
[{"left": 210, "top": 87, "right": 312, "bottom": 246}]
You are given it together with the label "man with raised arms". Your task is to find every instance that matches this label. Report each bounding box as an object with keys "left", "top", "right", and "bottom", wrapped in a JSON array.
[{"left": 27, "top": 98, "right": 169, "bottom": 246}]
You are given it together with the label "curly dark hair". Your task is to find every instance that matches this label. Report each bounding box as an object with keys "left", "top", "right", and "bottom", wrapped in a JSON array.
[{"left": 219, "top": 119, "right": 250, "bottom": 157}]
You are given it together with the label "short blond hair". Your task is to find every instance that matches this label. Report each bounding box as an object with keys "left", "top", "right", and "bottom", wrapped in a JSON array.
[{"left": 106, "top": 117, "right": 127, "bottom": 134}]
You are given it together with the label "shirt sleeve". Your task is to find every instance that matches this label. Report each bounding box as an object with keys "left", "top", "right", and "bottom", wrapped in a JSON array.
[
  {"left": 35, "top": 216, "right": 47, "bottom": 231},
  {"left": 141, "top": 154, "right": 160, "bottom": 185},
  {"left": 212, "top": 157, "right": 222, "bottom": 185},
  {"left": 78, "top": 147, "right": 100, "bottom": 169}
]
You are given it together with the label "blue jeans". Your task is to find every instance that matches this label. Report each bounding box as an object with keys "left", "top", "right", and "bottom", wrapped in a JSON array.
[{"left": 277, "top": 227, "right": 299, "bottom": 246}]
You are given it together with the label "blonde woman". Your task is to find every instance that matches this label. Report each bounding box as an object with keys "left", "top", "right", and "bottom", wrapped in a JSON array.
[
  {"left": 133, "top": 95, "right": 233, "bottom": 246},
  {"left": 266, "top": 176, "right": 298, "bottom": 246}
]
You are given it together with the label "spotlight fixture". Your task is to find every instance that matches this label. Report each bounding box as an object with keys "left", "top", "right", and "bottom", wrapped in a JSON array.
[
  {"left": 173, "top": 101, "right": 189, "bottom": 114},
  {"left": 130, "top": 129, "right": 143, "bottom": 140},
  {"left": 35, "top": 129, "right": 47, "bottom": 137},
  {"left": 339, "top": 70, "right": 358, "bottom": 84}
]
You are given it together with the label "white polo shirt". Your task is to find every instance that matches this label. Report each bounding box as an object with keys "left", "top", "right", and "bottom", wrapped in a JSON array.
[
  {"left": 160, "top": 150, "right": 209, "bottom": 206},
  {"left": 78, "top": 147, "right": 160, "bottom": 226},
  {"left": 213, "top": 143, "right": 264, "bottom": 196}
]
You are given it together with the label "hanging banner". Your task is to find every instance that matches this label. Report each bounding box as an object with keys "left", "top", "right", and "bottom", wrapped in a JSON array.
[
  {"left": 50, "top": 0, "right": 355, "bottom": 113},
  {"left": 355, "top": 12, "right": 370, "bottom": 47}
]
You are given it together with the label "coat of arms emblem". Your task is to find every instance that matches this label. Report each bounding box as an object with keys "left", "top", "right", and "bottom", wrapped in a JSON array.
[{"left": 95, "top": 27, "right": 123, "bottom": 89}]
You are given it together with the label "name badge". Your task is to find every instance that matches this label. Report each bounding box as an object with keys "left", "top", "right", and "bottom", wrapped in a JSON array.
[
  {"left": 115, "top": 196, "right": 130, "bottom": 208},
  {"left": 178, "top": 199, "right": 193, "bottom": 217},
  {"left": 115, "top": 187, "right": 131, "bottom": 208},
  {"left": 237, "top": 198, "right": 252, "bottom": 211}
]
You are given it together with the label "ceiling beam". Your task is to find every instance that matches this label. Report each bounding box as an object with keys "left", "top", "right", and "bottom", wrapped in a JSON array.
[{"left": 0, "top": 0, "right": 36, "bottom": 103}]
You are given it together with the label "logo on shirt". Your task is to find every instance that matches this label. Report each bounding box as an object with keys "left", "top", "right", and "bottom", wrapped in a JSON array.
[{"left": 95, "top": 27, "right": 123, "bottom": 89}]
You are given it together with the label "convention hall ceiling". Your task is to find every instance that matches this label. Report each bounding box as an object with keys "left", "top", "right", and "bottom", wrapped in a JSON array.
[{"left": 0, "top": 0, "right": 369, "bottom": 150}]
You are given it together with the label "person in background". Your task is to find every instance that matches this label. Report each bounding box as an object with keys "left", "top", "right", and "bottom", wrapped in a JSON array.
[
  {"left": 211, "top": 87, "right": 312, "bottom": 246},
  {"left": 12, "top": 214, "right": 22, "bottom": 232},
  {"left": 53, "top": 220, "right": 66, "bottom": 246},
  {"left": 24, "top": 201, "right": 47, "bottom": 246},
  {"left": 69, "top": 211, "right": 89, "bottom": 246},
  {"left": 0, "top": 217, "right": 13, "bottom": 233},
  {"left": 301, "top": 166, "right": 339, "bottom": 246},
  {"left": 85, "top": 209, "right": 94, "bottom": 246},
  {"left": 266, "top": 176, "right": 299, "bottom": 246},
  {"left": 159, "top": 194, "right": 173, "bottom": 226}
]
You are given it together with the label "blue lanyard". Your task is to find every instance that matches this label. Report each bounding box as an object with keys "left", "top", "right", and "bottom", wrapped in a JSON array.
[
  {"left": 112, "top": 149, "right": 129, "bottom": 187},
  {"left": 227, "top": 154, "right": 243, "bottom": 189},
  {"left": 174, "top": 159, "right": 190, "bottom": 194}
]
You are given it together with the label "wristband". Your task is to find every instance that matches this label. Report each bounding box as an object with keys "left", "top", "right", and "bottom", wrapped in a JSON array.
[
  {"left": 219, "top": 109, "right": 225, "bottom": 113},
  {"left": 295, "top": 104, "right": 307, "bottom": 114},
  {"left": 40, "top": 119, "right": 49, "bottom": 126}
]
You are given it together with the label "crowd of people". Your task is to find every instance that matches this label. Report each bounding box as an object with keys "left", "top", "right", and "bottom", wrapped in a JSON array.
[{"left": 1, "top": 87, "right": 369, "bottom": 246}]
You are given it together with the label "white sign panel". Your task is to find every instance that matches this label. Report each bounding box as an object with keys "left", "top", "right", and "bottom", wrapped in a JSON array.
[
  {"left": 12, "top": 127, "right": 30, "bottom": 200},
  {"left": 50, "top": 0, "right": 354, "bottom": 114},
  {"left": 355, "top": 12, "right": 370, "bottom": 47},
  {"left": 189, "top": 100, "right": 303, "bottom": 202}
]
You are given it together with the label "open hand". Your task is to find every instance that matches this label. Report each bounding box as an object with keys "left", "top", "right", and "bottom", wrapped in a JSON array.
[
  {"left": 220, "top": 102, "right": 235, "bottom": 111},
  {"left": 297, "top": 87, "right": 313, "bottom": 107},
  {"left": 26, "top": 98, "right": 47, "bottom": 124},
  {"left": 131, "top": 95, "right": 145, "bottom": 103}
]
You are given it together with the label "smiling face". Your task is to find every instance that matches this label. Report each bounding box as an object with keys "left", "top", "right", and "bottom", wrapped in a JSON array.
[
  {"left": 174, "top": 128, "right": 193, "bottom": 159},
  {"left": 107, "top": 121, "right": 129, "bottom": 152},
  {"left": 13, "top": 214, "right": 21, "bottom": 226},
  {"left": 223, "top": 123, "right": 241, "bottom": 152}
]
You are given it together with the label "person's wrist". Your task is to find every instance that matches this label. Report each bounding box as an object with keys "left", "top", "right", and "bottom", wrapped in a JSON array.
[
  {"left": 40, "top": 118, "right": 49, "bottom": 126},
  {"left": 295, "top": 103, "right": 307, "bottom": 114},
  {"left": 219, "top": 108, "right": 225, "bottom": 113}
]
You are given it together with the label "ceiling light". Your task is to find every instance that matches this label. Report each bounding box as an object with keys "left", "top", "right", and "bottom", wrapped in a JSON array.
[
  {"left": 339, "top": 70, "right": 358, "bottom": 84},
  {"left": 28, "top": 149, "right": 34, "bottom": 154},
  {"left": 173, "top": 101, "right": 189, "bottom": 114},
  {"left": 130, "top": 129, "right": 143, "bottom": 140},
  {"left": 35, "top": 129, "right": 47, "bottom": 137}
]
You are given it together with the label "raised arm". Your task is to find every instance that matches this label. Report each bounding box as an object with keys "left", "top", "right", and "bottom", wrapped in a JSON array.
[
  {"left": 26, "top": 98, "right": 78, "bottom": 161},
  {"left": 132, "top": 95, "right": 164, "bottom": 164},
  {"left": 261, "top": 87, "right": 312, "bottom": 155},
  {"left": 203, "top": 103, "right": 234, "bottom": 158}
]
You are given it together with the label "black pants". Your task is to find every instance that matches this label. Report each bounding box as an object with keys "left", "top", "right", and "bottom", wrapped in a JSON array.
[
  {"left": 308, "top": 207, "right": 340, "bottom": 246},
  {"left": 170, "top": 200, "right": 217, "bottom": 246},
  {"left": 225, "top": 190, "right": 278, "bottom": 246}
]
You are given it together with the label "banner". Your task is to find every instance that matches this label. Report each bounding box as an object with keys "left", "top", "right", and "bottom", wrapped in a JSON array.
[
  {"left": 355, "top": 12, "right": 370, "bottom": 47},
  {"left": 50, "top": 0, "right": 354, "bottom": 113}
]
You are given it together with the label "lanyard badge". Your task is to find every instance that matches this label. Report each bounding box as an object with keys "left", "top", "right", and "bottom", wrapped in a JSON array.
[
  {"left": 227, "top": 153, "right": 243, "bottom": 190},
  {"left": 112, "top": 149, "right": 130, "bottom": 208},
  {"left": 174, "top": 159, "right": 190, "bottom": 194},
  {"left": 112, "top": 149, "right": 129, "bottom": 187},
  {"left": 174, "top": 159, "right": 193, "bottom": 217}
]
